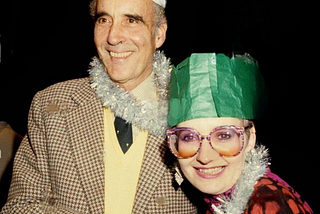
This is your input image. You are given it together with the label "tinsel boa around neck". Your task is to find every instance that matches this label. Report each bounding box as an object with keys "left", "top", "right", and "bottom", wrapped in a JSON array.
[
  {"left": 204, "top": 145, "right": 270, "bottom": 214},
  {"left": 89, "top": 50, "right": 171, "bottom": 136}
]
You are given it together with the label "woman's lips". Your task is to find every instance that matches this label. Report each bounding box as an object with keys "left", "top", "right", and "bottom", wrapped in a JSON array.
[{"left": 194, "top": 166, "right": 226, "bottom": 179}]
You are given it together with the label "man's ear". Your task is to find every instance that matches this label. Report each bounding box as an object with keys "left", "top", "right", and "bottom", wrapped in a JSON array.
[
  {"left": 245, "top": 124, "right": 256, "bottom": 153},
  {"left": 155, "top": 22, "right": 168, "bottom": 48}
]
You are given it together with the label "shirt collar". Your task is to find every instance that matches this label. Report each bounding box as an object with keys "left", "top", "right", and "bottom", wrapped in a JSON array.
[{"left": 130, "top": 72, "right": 157, "bottom": 101}]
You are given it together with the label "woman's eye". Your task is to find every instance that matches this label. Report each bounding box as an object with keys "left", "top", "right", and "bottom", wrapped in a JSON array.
[
  {"left": 184, "top": 136, "right": 195, "bottom": 142},
  {"left": 213, "top": 131, "right": 234, "bottom": 141},
  {"left": 218, "top": 133, "right": 231, "bottom": 140},
  {"left": 180, "top": 134, "right": 197, "bottom": 142}
]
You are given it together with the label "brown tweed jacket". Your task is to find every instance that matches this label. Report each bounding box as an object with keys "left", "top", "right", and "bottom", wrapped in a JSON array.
[{"left": 1, "top": 78, "right": 201, "bottom": 214}]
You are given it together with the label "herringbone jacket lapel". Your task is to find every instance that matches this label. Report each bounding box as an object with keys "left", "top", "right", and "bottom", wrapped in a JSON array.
[{"left": 66, "top": 81, "right": 105, "bottom": 214}]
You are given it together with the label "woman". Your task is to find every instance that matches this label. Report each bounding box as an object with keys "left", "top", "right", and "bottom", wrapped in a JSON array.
[{"left": 166, "top": 53, "right": 313, "bottom": 214}]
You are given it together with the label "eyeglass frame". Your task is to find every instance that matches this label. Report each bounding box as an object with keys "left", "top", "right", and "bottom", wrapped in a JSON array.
[{"left": 166, "top": 125, "right": 252, "bottom": 159}]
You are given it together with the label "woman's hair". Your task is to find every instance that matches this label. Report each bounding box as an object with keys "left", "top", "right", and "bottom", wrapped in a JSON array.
[
  {"left": 88, "top": 0, "right": 167, "bottom": 35},
  {"left": 242, "top": 119, "right": 254, "bottom": 136}
]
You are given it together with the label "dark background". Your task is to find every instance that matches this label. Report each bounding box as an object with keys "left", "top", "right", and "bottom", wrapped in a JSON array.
[{"left": 1, "top": 0, "right": 318, "bottom": 212}]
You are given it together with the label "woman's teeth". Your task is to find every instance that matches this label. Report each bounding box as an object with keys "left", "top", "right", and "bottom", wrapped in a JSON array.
[{"left": 198, "top": 167, "right": 225, "bottom": 175}]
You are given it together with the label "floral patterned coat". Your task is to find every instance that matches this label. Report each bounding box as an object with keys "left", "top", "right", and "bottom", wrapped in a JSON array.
[{"left": 204, "top": 168, "right": 313, "bottom": 214}]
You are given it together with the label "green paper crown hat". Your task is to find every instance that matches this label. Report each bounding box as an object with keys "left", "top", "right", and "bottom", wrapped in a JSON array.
[{"left": 168, "top": 53, "right": 266, "bottom": 127}]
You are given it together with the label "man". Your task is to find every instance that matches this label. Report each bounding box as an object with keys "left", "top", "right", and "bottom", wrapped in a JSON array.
[{"left": 1, "top": 0, "right": 200, "bottom": 213}]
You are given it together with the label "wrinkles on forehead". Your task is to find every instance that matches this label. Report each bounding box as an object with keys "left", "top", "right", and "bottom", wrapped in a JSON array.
[{"left": 96, "top": 0, "right": 154, "bottom": 24}]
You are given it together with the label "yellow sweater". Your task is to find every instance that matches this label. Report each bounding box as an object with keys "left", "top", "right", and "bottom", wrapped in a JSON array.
[
  {"left": 104, "top": 73, "right": 156, "bottom": 213},
  {"left": 103, "top": 108, "right": 148, "bottom": 214}
]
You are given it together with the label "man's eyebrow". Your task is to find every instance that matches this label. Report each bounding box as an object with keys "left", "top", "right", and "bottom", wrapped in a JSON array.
[
  {"left": 94, "top": 12, "right": 109, "bottom": 21},
  {"left": 94, "top": 12, "right": 146, "bottom": 24},
  {"left": 125, "top": 14, "right": 145, "bottom": 24}
]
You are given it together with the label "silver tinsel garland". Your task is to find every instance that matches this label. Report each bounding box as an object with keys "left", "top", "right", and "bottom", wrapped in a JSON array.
[
  {"left": 89, "top": 50, "right": 172, "bottom": 136},
  {"left": 212, "top": 145, "right": 270, "bottom": 214}
]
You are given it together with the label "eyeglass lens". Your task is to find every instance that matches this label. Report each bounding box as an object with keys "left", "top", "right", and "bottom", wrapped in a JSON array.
[{"left": 168, "top": 126, "right": 242, "bottom": 158}]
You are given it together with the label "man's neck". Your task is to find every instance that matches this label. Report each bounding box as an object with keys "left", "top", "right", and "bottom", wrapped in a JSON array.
[{"left": 130, "top": 72, "right": 156, "bottom": 101}]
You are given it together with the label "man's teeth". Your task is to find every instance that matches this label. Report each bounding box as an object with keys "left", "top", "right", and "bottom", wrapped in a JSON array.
[
  {"left": 198, "top": 167, "right": 224, "bottom": 175},
  {"left": 110, "top": 51, "right": 132, "bottom": 58}
]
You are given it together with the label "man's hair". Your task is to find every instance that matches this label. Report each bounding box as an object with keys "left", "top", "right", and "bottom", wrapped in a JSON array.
[{"left": 89, "top": 0, "right": 166, "bottom": 34}]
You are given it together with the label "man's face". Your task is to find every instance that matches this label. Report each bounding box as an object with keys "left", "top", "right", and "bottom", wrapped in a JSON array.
[{"left": 94, "top": 0, "right": 167, "bottom": 91}]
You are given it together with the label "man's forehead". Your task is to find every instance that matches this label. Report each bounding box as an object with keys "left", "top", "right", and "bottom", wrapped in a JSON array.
[
  {"left": 96, "top": 0, "right": 154, "bottom": 15},
  {"left": 96, "top": 0, "right": 165, "bottom": 9}
]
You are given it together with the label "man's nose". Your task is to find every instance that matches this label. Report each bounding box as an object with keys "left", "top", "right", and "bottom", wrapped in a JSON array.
[{"left": 107, "top": 22, "right": 126, "bottom": 46}]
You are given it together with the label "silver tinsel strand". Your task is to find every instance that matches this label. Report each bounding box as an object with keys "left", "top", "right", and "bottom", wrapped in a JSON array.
[
  {"left": 89, "top": 50, "right": 172, "bottom": 136},
  {"left": 213, "top": 145, "right": 270, "bottom": 214}
]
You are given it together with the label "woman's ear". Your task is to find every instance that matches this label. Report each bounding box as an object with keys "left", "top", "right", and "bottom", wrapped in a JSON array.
[{"left": 245, "top": 124, "right": 256, "bottom": 153}]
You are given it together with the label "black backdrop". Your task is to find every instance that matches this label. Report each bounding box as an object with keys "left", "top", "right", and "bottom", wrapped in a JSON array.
[{"left": 1, "top": 0, "right": 318, "bottom": 212}]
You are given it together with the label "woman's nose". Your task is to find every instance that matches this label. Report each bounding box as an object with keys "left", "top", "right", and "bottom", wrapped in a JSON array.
[{"left": 196, "top": 139, "right": 220, "bottom": 164}]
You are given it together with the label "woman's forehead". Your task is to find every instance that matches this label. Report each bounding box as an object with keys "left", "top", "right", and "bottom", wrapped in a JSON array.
[{"left": 177, "top": 117, "right": 243, "bottom": 128}]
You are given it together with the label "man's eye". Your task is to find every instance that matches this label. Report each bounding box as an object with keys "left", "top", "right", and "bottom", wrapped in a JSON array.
[
  {"left": 128, "top": 18, "right": 138, "bottom": 24},
  {"left": 97, "top": 17, "right": 108, "bottom": 24}
]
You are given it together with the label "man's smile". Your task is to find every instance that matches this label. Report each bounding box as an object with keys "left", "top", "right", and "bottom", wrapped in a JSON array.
[{"left": 110, "top": 51, "right": 133, "bottom": 58}]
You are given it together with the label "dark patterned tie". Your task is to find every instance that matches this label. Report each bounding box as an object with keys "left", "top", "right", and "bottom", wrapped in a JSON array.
[{"left": 114, "top": 116, "right": 133, "bottom": 153}]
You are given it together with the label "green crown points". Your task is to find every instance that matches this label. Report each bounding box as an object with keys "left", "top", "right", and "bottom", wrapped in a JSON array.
[{"left": 168, "top": 53, "right": 266, "bottom": 127}]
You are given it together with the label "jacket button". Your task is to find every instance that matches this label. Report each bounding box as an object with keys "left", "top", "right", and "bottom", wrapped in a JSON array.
[{"left": 155, "top": 197, "right": 167, "bottom": 206}]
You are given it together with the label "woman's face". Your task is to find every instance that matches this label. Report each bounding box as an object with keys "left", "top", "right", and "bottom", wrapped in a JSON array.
[{"left": 177, "top": 117, "right": 256, "bottom": 195}]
